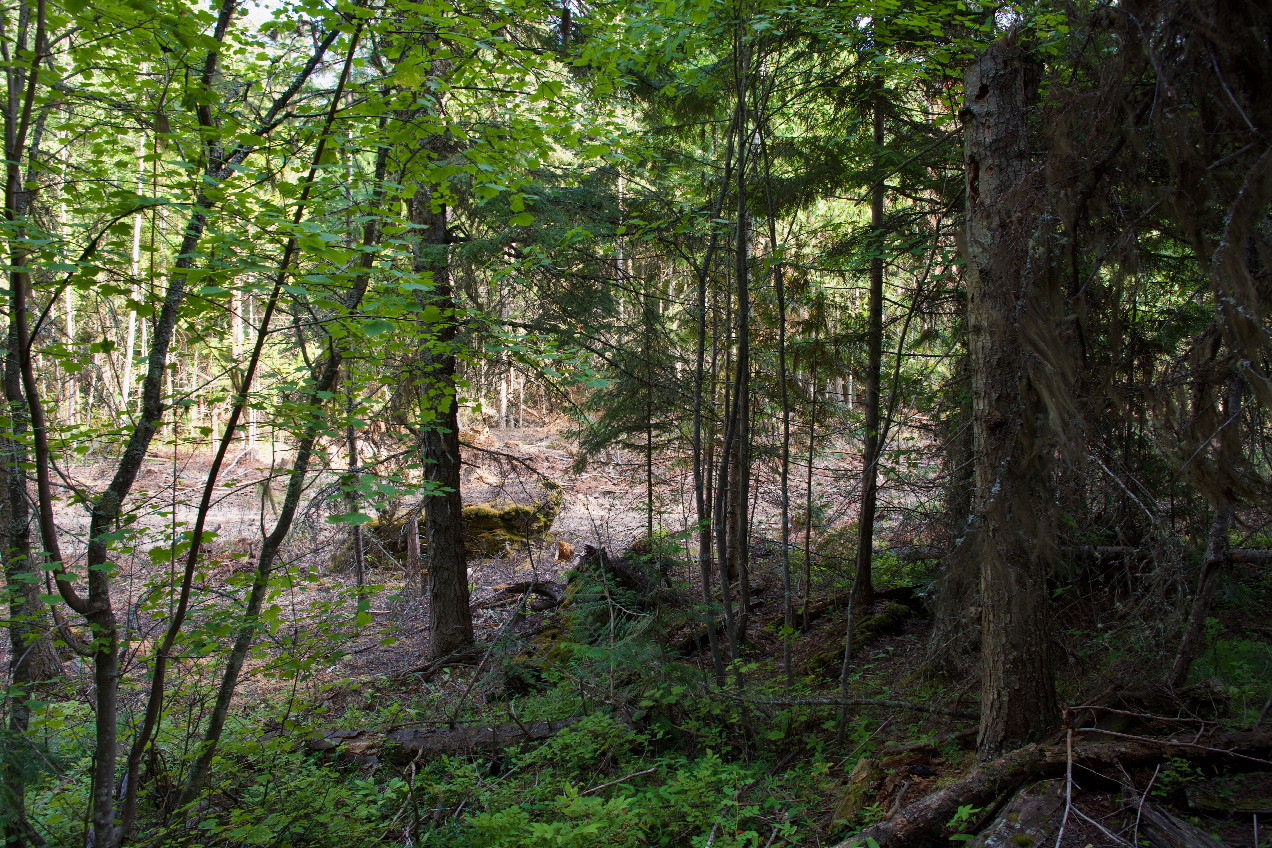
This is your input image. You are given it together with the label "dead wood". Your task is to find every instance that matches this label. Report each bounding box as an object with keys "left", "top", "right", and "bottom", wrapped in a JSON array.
[
  {"left": 303, "top": 718, "right": 579, "bottom": 766},
  {"left": 475, "top": 580, "right": 566, "bottom": 610},
  {"left": 1135, "top": 801, "right": 1228, "bottom": 848},
  {"left": 834, "top": 731, "right": 1272, "bottom": 848}
]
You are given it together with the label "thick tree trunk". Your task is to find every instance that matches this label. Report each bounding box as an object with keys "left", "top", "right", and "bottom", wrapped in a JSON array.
[
  {"left": 414, "top": 190, "right": 473, "bottom": 661},
  {"left": 962, "top": 35, "right": 1057, "bottom": 759}
]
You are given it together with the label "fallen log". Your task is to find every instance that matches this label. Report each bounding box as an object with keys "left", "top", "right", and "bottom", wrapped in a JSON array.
[
  {"left": 474, "top": 580, "right": 566, "bottom": 611},
  {"left": 303, "top": 718, "right": 579, "bottom": 766},
  {"left": 834, "top": 731, "right": 1272, "bottom": 848},
  {"left": 1135, "top": 793, "right": 1228, "bottom": 848}
]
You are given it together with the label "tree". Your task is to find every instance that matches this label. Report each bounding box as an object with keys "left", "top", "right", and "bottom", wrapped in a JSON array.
[{"left": 961, "top": 32, "right": 1058, "bottom": 758}]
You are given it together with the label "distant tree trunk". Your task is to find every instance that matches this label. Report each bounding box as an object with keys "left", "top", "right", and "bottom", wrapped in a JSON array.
[
  {"left": 851, "top": 93, "right": 885, "bottom": 612},
  {"left": 758, "top": 104, "right": 794, "bottom": 690},
  {"left": 644, "top": 292, "right": 655, "bottom": 541},
  {"left": 730, "top": 36, "right": 753, "bottom": 644},
  {"left": 498, "top": 363, "right": 508, "bottom": 428},
  {"left": 122, "top": 134, "right": 145, "bottom": 412},
  {"left": 405, "top": 513, "right": 422, "bottom": 592},
  {"left": 802, "top": 348, "right": 818, "bottom": 626},
  {"left": 690, "top": 117, "right": 735, "bottom": 682},
  {"left": 1167, "top": 375, "right": 1242, "bottom": 689},
  {"left": 963, "top": 35, "right": 1057, "bottom": 759},
  {"left": 345, "top": 376, "right": 365, "bottom": 588},
  {"left": 414, "top": 188, "right": 473, "bottom": 660},
  {"left": 928, "top": 350, "right": 979, "bottom": 669}
]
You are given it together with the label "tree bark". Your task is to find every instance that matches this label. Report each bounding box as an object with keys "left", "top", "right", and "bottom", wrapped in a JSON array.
[
  {"left": 851, "top": 93, "right": 886, "bottom": 612},
  {"left": 414, "top": 188, "right": 473, "bottom": 661},
  {"left": 929, "top": 353, "right": 978, "bottom": 670},
  {"left": 962, "top": 34, "right": 1057, "bottom": 759}
]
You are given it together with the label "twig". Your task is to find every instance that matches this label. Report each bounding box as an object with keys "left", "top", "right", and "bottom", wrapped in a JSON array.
[
  {"left": 1055, "top": 729, "right": 1073, "bottom": 848},
  {"left": 1068, "top": 705, "right": 1212, "bottom": 726},
  {"left": 1073, "top": 726, "right": 1272, "bottom": 765},
  {"left": 1072, "top": 805, "right": 1132, "bottom": 847},
  {"left": 889, "top": 780, "right": 910, "bottom": 820},
  {"left": 840, "top": 717, "right": 896, "bottom": 767},
  {"left": 446, "top": 584, "right": 537, "bottom": 725},
  {"left": 763, "top": 816, "right": 788, "bottom": 848},
  {"left": 582, "top": 766, "right": 657, "bottom": 796},
  {"left": 1134, "top": 764, "right": 1161, "bottom": 848}
]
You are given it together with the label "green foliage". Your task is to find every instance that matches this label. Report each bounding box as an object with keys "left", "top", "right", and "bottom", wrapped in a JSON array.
[
  {"left": 179, "top": 751, "right": 402, "bottom": 846},
  {"left": 946, "top": 803, "right": 983, "bottom": 842},
  {"left": 1152, "top": 757, "right": 1204, "bottom": 799}
]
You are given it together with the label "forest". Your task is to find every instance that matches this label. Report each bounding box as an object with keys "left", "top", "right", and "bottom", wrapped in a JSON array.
[{"left": 1, "top": 0, "right": 1269, "bottom": 844}]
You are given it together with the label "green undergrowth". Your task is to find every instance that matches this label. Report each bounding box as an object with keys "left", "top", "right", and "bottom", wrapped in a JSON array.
[
  {"left": 18, "top": 533, "right": 1267, "bottom": 846},
  {"left": 16, "top": 677, "right": 849, "bottom": 846}
]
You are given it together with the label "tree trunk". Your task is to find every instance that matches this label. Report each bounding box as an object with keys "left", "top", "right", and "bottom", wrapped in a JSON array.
[
  {"left": 346, "top": 377, "right": 365, "bottom": 588},
  {"left": 730, "top": 37, "right": 753, "bottom": 644},
  {"left": 414, "top": 189, "right": 473, "bottom": 661},
  {"left": 963, "top": 34, "right": 1057, "bottom": 759},
  {"left": 928, "top": 352, "right": 978, "bottom": 670},
  {"left": 1167, "top": 376, "right": 1241, "bottom": 688},
  {"left": 851, "top": 93, "right": 885, "bottom": 612},
  {"left": 2, "top": 330, "right": 61, "bottom": 848}
]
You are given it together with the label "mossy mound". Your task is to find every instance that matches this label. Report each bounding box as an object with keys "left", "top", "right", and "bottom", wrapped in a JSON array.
[
  {"left": 330, "top": 479, "right": 563, "bottom": 571},
  {"left": 806, "top": 601, "right": 917, "bottom": 678}
]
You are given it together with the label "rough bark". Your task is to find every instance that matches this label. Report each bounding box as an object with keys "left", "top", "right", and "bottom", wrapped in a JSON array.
[
  {"left": 2, "top": 330, "right": 60, "bottom": 848},
  {"left": 962, "top": 34, "right": 1057, "bottom": 759},
  {"left": 414, "top": 189, "right": 473, "bottom": 661}
]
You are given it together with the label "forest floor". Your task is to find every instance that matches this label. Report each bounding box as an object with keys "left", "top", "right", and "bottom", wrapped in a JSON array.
[
  {"left": 15, "top": 421, "right": 1269, "bottom": 848},
  {"left": 36, "top": 416, "right": 929, "bottom": 687}
]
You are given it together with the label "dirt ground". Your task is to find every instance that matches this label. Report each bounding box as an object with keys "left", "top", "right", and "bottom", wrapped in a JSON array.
[{"left": 10, "top": 417, "right": 939, "bottom": 704}]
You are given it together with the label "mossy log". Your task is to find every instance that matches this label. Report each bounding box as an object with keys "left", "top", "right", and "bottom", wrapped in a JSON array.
[{"left": 331, "top": 480, "right": 563, "bottom": 571}]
